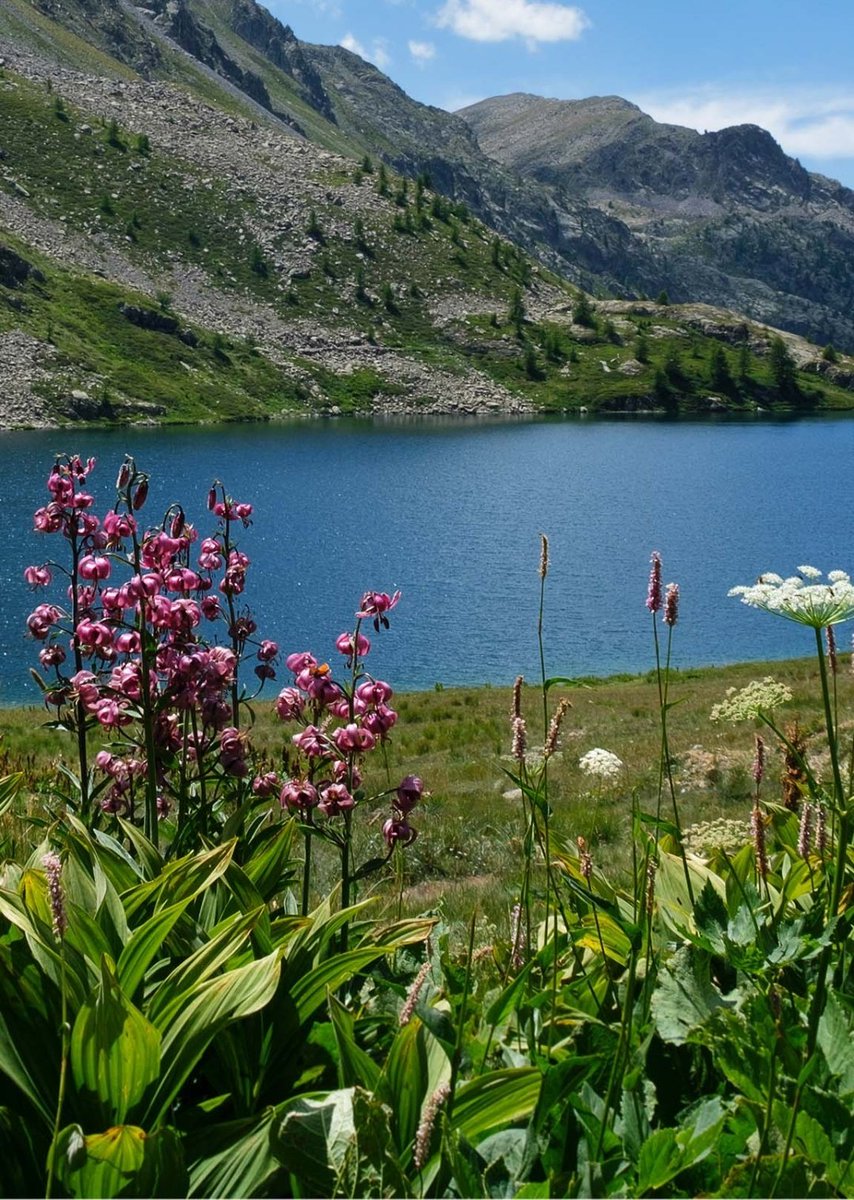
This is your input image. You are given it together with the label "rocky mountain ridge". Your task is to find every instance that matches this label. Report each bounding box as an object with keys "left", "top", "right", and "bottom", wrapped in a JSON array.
[{"left": 1, "top": 0, "right": 853, "bottom": 426}]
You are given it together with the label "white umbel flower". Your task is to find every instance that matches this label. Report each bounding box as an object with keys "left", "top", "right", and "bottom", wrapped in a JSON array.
[
  {"left": 729, "top": 567, "right": 854, "bottom": 628},
  {"left": 579, "top": 747, "right": 623, "bottom": 781}
]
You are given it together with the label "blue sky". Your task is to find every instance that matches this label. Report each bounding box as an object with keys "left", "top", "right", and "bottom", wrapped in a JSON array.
[{"left": 268, "top": 0, "right": 854, "bottom": 187}]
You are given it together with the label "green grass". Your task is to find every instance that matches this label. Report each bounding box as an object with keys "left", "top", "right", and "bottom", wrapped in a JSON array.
[{"left": 2, "top": 654, "right": 847, "bottom": 930}]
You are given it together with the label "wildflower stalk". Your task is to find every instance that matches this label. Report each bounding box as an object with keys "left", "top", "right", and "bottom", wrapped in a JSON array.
[
  {"left": 67, "top": 537, "right": 90, "bottom": 819},
  {"left": 44, "top": 853, "right": 68, "bottom": 1200}
]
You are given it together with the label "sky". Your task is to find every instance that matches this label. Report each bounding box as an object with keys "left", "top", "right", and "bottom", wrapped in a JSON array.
[{"left": 268, "top": 0, "right": 854, "bottom": 188}]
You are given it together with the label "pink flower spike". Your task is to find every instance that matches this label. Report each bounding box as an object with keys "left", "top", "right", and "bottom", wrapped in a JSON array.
[
  {"left": 663, "top": 582, "right": 680, "bottom": 627},
  {"left": 646, "top": 551, "right": 662, "bottom": 613}
]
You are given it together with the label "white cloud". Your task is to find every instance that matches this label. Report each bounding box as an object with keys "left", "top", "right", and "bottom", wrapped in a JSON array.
[
  {"left": 339, "top": 32, "right": 391, "bottom": 69},
  {"left": 435, "top": 0, "right": 589, "bottom": 45},
  {"left": 634, "top": 85, "right": 854, "bottom": 162},
  {"left": 409, "top": 39, "right": 436, "bottom": 64}
]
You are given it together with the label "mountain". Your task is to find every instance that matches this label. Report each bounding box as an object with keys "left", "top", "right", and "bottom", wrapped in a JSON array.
[
  {"left": 0, "top": 0, "right": 853, "bottom": 428},
  {"left": 460, "top": 93, "right": 854, "bottom": 349}
]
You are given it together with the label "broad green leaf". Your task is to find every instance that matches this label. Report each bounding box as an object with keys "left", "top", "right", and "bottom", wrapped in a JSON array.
[
  {"left": 329, "top": 995, "right": 382, "bottom": 1092},
  {"left": 70, "top": 957, "right": 161, "bottom": 1124},
  {"left": 0, "top": 1007, "right": 54, "bottom": 1125},
  {"left": 576, "top": 911, "right": 633, "bottom": 963},
  {"left": 53, "top": 1122, "right": 186, "bottom": 1199},
  {"left": 146, "top": 906, "right": 266, "bottom": 1029},
  {"left": 242, "top": 822, "right": 297, "bottom": 900},
  {"left": 384, "top": 1018, "right": 428, "bottom": 1152},
  {"left": 122, "top": 842, "right": 236, "bottom": 919},
  {"left": 817, "top": 991, "right": 854, "bottom": 1095},
  {"left": 651, "top": 945, "right": 730, "bottom": 1045},
  {"left": 289, "top": 947, "right": 391, "bottom": 1029},
  {"left": 116, "top": 896, "right": 196, "bottom": 1000},
  {"left": 0, "top": 773, "right": 22, "bottom": 817},
  {"left": 186, "top": 1109, "right": 285, "bottom": 1199},
  {"left": 485, "top": 962, "right": 534, "bottom": 1027},
  {"left": 270, "top": 1087, "right": 405, "bottom": 1198},
  {"left": 441, "top": 1121, "right": 486, "bottom": 1198},
  {"left": 143, "top": 950, "right": 281, "bottom": 1126},
  {"left": 452, "top": 1068, "right": 541, "bottom": 1142},
  {"left": 271, "top": 1088, "right": 357, "bottom": 1196},
  {"left": 636, "top": 1128, "right": 682, "bottom": 1193}
]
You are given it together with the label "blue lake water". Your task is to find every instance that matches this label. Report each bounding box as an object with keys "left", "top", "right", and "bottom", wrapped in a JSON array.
[{"left": 1, "top": 414, "right": 852, "bottom": 705}]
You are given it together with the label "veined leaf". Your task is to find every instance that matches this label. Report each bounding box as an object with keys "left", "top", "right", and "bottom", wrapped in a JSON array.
[
  {"left": 329, "top": 995, "right": 382, "bottom": 1092},
  {"left": 0, "top": 774, "right": 22, "bottom": 818},
  {"left": 122, "top": 842, "right": 236, "bottom": 919},
  {"left": 0, "top": 1008, "right": 54, "bottom": 1125},
  {"left": 70, "top": 956, "right": 161, "bottom": 1125},
  {"left": 146, "top": 906, "right": 267, "bottom": 1030},
  {"left": 576, "top": 912, "right": 633, "bottom": 963},
  {"left": 53, "top": 1122, "right": 186, "bottom": 1199},
  {"left": 452, "top": 1068, "right": 541, "bottom": 1142},
  {"left": 142, "top": 950, "right": 281, "bottom": 1126},
  {"left": 116, "top": 896, "right": 196, "bottom": 1001},
  {"left": 817, "top": 991, "right": 854, "bottom": 1095},
  {"left": 186, "top": 1108, "right": 285, "bottom": 1199}
]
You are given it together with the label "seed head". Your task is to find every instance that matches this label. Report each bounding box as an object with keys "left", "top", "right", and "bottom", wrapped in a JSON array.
[
  {"left": 577, "top": 835, "right": 593, "bottom": 881},
  {"left": 512, "top": 675, "right": 524, "bottom": 720},
  {"left": 751, "top": 801, "right": 768, "bottom": 883},
  {"left": 538, "top": 534, "right": 549, "bottom": 580},
  {"left": 826, "top": 625, "right": 838, "bottom": 675},
  {"left": 399, "top": 960, "right": 431, "bottom": 1026},
  {"left": 752, "top": 733, "right": 765, "bottom": 787}
]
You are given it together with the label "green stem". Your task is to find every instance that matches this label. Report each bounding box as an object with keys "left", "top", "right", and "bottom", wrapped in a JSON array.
[
  {"left": 45, "top": 948, "right": 68, "bottom": 1200},
  {"left": 301, "top": 827, "right": 312, "bottom": 917},
  {"left": 747, "top": 1035, "right": 779, "bottom": 1199}
]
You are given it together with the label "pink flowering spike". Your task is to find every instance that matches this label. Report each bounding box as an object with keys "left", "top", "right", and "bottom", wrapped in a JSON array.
[
  {"left": 646, "top": 551, "right": 662, "bottom": 613},
  {"left": 396, "top": 775, "right": 423, "bottom": 814},
  {"left": 663, "top": 582, "right": 680, "bottom": 627}
]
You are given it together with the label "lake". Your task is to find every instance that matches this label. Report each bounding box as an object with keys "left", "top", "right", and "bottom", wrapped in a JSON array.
[{"left": 1, "top": 414, "right": 852, "bottom": 706}]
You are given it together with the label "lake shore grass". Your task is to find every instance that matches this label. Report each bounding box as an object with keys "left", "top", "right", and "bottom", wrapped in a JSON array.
[{"left": 2, "top": 653, "right": 847, "bottom": 937}]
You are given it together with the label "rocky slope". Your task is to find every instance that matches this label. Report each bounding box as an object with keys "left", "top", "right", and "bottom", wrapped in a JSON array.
[
  {"left": 0, "top": 0, "right": 853, "bottom": 428},
  {"left": 461, "top": 93, "right": 854, "bottom": 348}
]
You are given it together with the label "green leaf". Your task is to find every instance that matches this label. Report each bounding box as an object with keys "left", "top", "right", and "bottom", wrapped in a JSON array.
[
  {"left": 116, "top": 896, "right": 195, "bottom": 1001},
  {"left": 329, "top": 995, "right": 382, "bottom": 1093},
  {"left": 53, "top": 1122, "right": 186, "bottom": 1199},
  {"left": 271, "top": 1088, "right": 356, "bottom": 1196},
  {"left": 243, "top": 821, "right": 297, "bottom": 900},
  {"left": 70, "top": 956, "right": 161, "bottom": 1125},
  {"left": 817, "top": 991, "right": 854, "bottom": 1095},
  {"left": 452, "top": 1068, "right": 541, "bottom": 1142},
  {"left": 651, "top": 945, "right": 730, "bottom": 1045},
  {"left": 142, "top": 950, "right": 280, "bottom": 1127},
  {"left": 146, "top": 906, "right": 267, "bottom": 1029},
  {"left": 123, "top": 841, "right": 236, "bottom": 919},
  {"left": 485, "top": 962, "right": 534, "bottom": 1027},
  {"left": 636, "top": 1128, "right": 682, "bottom": 1193},
  {"left": 384, "top": 1018, "right": 428, "bottom": 1152},
  {"left": 186, "top": 1109, "right": 285, "bottom": 1199},
  {"left": 0, "top": 1007, "right": 54, "bottom": 1125},
  {"left": 0, "top": 774, "right": 22, "bottom": 817}
]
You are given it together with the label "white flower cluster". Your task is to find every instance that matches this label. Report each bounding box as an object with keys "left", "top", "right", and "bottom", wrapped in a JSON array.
[
  {"left": 683, "top": 817, "right": 750, "bottom": 859},
  {"left": 710, "top": 676, "right": 794, "bottom": 723},
  {"left": 729, "top": 567, "right": 854, "bottom": 628},
  {"left": 578, "top": 747, "right": 623, "bottom": 781}
]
